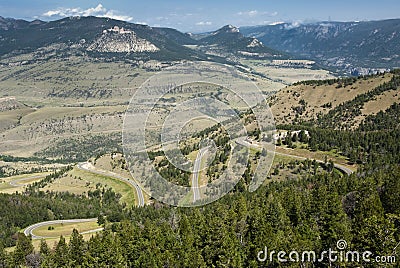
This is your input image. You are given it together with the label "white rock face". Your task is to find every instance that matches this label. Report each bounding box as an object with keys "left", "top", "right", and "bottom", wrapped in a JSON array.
[
  {"left": 226, "top": 25, "right": 240, "bottom": 33},
  {"left": 247, "top": 38, "right": 263, "bottom": 48},
  {"left": 88, "top": 26, "right": 159, "bottom": 53}
]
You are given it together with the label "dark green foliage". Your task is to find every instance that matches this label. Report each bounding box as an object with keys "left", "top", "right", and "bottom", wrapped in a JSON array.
[
  {"left": 360, "top": 102, "right": 400, "bottom": 131},
  {"left": 315, "top": 73, "right": 400, "bottom": 129},
  {"left": 241, "top": 20, "right": 400, "bottom": 72},
  {"left": 0, "top": 171, "right": 124, "bottom": 247},
  {"left": 34, "top": 133, "right": 122, "bottom": 162},
  {"left": 12, "top": 233, "right": 33, "bottom": 266},
  {"left": 293, "top": 75, "right": 361, "bottom": 87},
  {"left": 198, "top": 25, "right": 285, "bottom": 58},
  {"left": 3, "top": 164, "right": 397, "bottom": 267},
  {"left": 0, "top": 16, "right": 215, "bottom": 62}
]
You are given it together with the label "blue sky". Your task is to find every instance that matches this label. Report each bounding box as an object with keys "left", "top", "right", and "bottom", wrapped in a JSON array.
[{"left": 1, "top": 0, "right": 400, "bottom": 32}]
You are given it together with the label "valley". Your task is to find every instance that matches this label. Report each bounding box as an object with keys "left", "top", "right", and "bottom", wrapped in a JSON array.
[{"left": 0, "top": 14, "right": 399, "bottom": 268}]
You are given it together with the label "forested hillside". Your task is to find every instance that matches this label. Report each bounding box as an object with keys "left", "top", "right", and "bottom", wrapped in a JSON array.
[
  {"left": 1, "top": 104, "right": 400, "bottom": 267},
  {"left": 1, "top": 164, "right": 398, "bottom": 267},
  {"left": 270, "top": 70, "right": 400, "bottom": 128}
]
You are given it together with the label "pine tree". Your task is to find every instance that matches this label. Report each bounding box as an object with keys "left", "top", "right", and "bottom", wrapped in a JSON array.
[
  {"left": 13, "top": 233, "right": 33, "bottom": 266},
  {"left": 54, "top": 236, "right": 69, "bottom": 267},
  {"left": 39, "top": 239, "right": 50, "bottom": 256},
  {"left": 0, "top": 243, "right": 8, "bottom": 268},
  {"left": 69, "top": 229, "right": 85, "bottom": 266}
]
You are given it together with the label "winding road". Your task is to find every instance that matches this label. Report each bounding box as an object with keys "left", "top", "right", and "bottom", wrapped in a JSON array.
[
  {"left": 77, "top": 162, "right": 145, "bottom": 207},
  {"left": 24, "top": 218, "right": 100, "bottom": 239},
  {"left": 275, "top": 151, "right": 354, "bottom": 175},
  {"left": 192, "top": 147, "right": 208, "bottom": 202},
  {"left": 236, "top": 136, "right": 354, "bottom": 175},
  {"left": 9, "top": 175, "right": 46, "bottom": 187}
]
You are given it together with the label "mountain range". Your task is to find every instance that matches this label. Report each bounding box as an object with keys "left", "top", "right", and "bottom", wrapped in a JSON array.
[
  {"left": 241, "top": 19, "right": 400, "bottom": 74},
  {"left": 0, "top": 16, "right": 285, "bottom": 64},
  {"left": 0, "top": 16, "right": 399, "bottom": 74}
]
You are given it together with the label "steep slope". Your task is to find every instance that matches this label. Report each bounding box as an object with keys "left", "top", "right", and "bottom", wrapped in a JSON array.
[
  {"left": 87, "top": 26, "right": 159, "bottom": 53},
  {"left": 196, "top": 25, "right": 285, "bottom": 59},
  {"left": 241, "top": 19, "right": 400, "bottom": 74},
  {"left": 269, "top": 71, "right": 400, "bottom": 128},
  {"left": 153, "top": 27, "right": 197, "bottom": 46},
  {"left": 0, "top": 16, "right": 208, "bottom": 61}
]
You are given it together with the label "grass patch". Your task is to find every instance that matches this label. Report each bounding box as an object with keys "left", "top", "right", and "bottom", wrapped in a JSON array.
[
  {"left": 0, "top": 172, "right": 49, "bottom": 193},
  {"left": 32, "top": 221, "right": 100, "bottom": 238},
  {"left": 44, "top": 167, "right": 136, "bottom": 207}
]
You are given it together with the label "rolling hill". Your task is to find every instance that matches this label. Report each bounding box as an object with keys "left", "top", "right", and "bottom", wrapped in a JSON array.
[{"left": 269, "top": 70, "right": 400, "bottom": 129}]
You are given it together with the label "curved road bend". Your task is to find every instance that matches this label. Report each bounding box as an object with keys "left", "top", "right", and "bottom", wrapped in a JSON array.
[
  {"left": 274, "top": 152, "right": 354, "bottom": 175},
  {"left": 192, "top": 147, "right": 208, "bottom": 203},
  {"left": 77, "top": 162, "right": 145, "bottom": 207},
  {"left": 235, "top": 137, "right": 354, "bottom": 175},
  {"left": 24, "top": 218, "right": 99, "bottom": 239}
]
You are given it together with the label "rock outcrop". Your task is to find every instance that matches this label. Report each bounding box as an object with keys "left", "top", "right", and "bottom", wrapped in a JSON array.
[{"left": 87, "top": 26, "right": 159, "bottom": 53}]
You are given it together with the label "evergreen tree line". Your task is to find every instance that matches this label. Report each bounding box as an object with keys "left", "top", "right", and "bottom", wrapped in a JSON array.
[
  {"left": 1, "top": 164, "right": 398, "bottom": 267},
  {"left": 278, "top": 125, "right": 400, "bottom": 167},
  {"left": 313, "top": 73, "right": 400, "bottom": 129},
  {"left": 359, "top": 102, "right": 400, "bottom": 131},
  {"left": 0, "top": 187, "right": 125, "bottom": 248}
]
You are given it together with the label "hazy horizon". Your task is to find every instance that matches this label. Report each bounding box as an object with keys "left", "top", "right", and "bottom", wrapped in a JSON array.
[{"left": 1, "top": 0, "right": 400, "bottom": 32}]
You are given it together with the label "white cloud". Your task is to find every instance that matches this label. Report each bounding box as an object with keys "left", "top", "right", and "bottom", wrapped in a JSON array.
[
  {"left": 284, "top": 21, "right": 302, "bottom": 29},
  {"left": 42, "top": 4, "right": 133, "bottom": 22},
  {"left": 82, "top": 4, "right": 106, "bottom": 16},
  {"left": 196, "top": 21, "right": 212, "bottom": 26},
  {"left": 238, "top": 10, "right": 259, "bottom": 17},
  {"left": 237, "top": 10, "right": 278, "bottom": 17}
]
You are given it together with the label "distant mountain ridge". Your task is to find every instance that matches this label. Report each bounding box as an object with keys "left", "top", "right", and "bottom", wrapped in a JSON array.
[
  {"left": 1, "top": 16, "right": 399, "bottom": 73},
  {"left": 0, "top": 16, "right": 214, "bottom": 62},
  {"left": 0, "top": 16, "right": 284, "bottom": 63},
  {"left": 194, "top": 25, "right": 286, "bottom": 59},
  {"left": 241, "top": 19, "right": 400, "bottom": 74}
]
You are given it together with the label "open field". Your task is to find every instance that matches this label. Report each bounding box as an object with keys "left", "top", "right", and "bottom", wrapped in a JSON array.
[
  {"left": 91, "top": 153, "right": 149, "bottom": 205},
  {"left": 0, "top": 58, "right": 151, "bottom": 106},
  {"left": 41, "top": 167, "right": 136, "bottom": 207},
  {"left": 267, "top": 151, "right": 343, "bottom": 182},
  {"left": 0, "top": 172, "right": 50, "bottom": 193},
  {"left": 0, "top": 57, "right": 151, "bottom": 158},
  {"left": 32, "top": 221, "right": 101, "bottom": 238},
  {"left": 0, "top": 159, "right": 65, "bottom": 177},
  {"left": 0, "top": 104, "right": 125, "bottom": 157},
  {"left": 275, "top": 146, "right": 356, "bottom": 171},
  {"left": 0, "top": 56, "right": 336, "bottom": 160},
  {"left": 241, "top": 59, "right": 335, "bottom": 85}
]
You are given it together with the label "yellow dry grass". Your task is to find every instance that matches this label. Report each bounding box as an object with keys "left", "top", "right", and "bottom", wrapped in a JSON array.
[{"left": 270, "top": 73, "right": 394, "bottom": 125}]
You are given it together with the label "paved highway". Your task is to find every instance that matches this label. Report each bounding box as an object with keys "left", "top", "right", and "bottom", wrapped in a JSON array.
[
  {"left": 236, "top": 136, "right": 354, "bottom": 175},
  {"left": 192, "top": 147, "right": 208, "bottom": 203},
  {"left": 77, "top": 162, "right": 145, "bottom": 207},
  {"left": 9, "top": 175, "right": 45, "bottom": 187},
  {"left": 275, "top": 151, "right": 354, "bottom": 175},
  {"left": 24, "top": 218, "right": 100, "bottom": 239}
]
